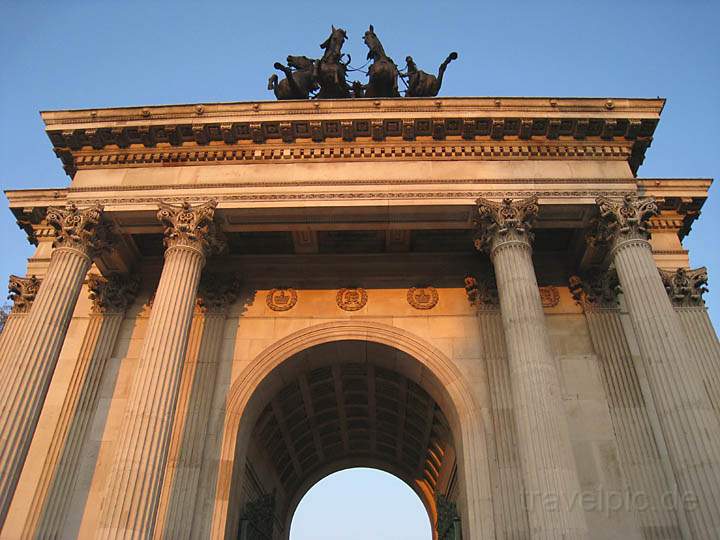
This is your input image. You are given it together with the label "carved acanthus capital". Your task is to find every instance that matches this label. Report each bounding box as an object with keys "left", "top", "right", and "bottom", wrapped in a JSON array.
[
  {"left": 157, "top": 200, "right": 226, "bottom": 256},
  {"left": 569, "top": 268, "right": 621, "bottom": 309},
  {"left": 464, "top": 273, "right": 499, "bottom": 309},
  {"left": 87, "top": 273, "right": 140, "bottom": 313},
  {"left": 473, "top": 196, "right": 539, "bottom": 253},
  {"left": 8, "top": 275, "right": 42, "bottom": 313},
  {"left": 197, "top": 272, "right": 242, "bottom": 313},
  {"left": 659, "top": 267, "right": 708, "bottom": 307},
  {"left": 46, "top": 203, "right": 112, "bottom": 257},
  {"left": 593, "top": 194, "right": 659, "bottom": 248}
]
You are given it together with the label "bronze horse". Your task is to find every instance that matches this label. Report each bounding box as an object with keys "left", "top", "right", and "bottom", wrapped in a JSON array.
[
  {"left": 268, "top": 55, "right": 318, "bottom": 100},
  {"left": 403, "top": 52, "right": 458, "bottom": 97},
  {"left": 315, "top": 26, "right": 351, "bottom": 98},
  {"left": 363, "top": 25, "right": 400, "bottom": 98}
]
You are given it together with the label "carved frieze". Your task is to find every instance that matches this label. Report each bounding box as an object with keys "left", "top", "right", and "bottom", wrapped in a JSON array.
[
  {"left": 46, "top": 203, "right": 112, "bottom": 257},
  {"left": 87, "top": 273, "right": 140, "bottom": 314},
  {"left": 197, "top": 273, "right": 243, "bottom": 313},
  {"left": 474, "top": 196, "right": 539, "bottom": 253},
  {"left": 156, "top": 200, "right": 226, "bottom": 256},
  {"left": 659, "top": 267, "right": 708, "bottom": 307},
  {"left": 266, "top": 288, "right": 297, "bottom": 311},
  {"left": 407, "top": 286, "right": 439, "bottom": 310},
  {"left": 336, "top": 287, "right": 367, "bottom": 311},
  {"left": 569, "top": 268, "right": 621, "bottom": 309},
  {"left": 7, "top": 275, "right": 42, "bottom": 313}
]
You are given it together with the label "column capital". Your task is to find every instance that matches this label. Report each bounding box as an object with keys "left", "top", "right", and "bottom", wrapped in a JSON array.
[
  {"left": 157, "top": 200, "right": 226, "bottom": 257},
  {"left": 659, "top": 266, "right": 708, "bottom": 307},
  {"left": 87, "top": 273, "right": 141, "bottom": 314},
  {"left": 473, "top": 196, "right": 539, "bottom": 254},
  {"left": 46, "top": 203, "right": 112, "bottom": 258},
  {"left": 569, "top": 268, "right": 621, "bottom": 310},
  {"left": 592, "top": 194, "right": 659, "bottom": 251},
  {"left": 7, "top": 275, "right": 42, "bottom": 313},
  {"left": 197, "top": 272, "right": 242, "bottom": 313}
]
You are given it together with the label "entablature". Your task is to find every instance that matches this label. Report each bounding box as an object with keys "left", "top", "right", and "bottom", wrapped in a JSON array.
[{"left": 41, "top": 97, "right": 663, "bottom": 177}]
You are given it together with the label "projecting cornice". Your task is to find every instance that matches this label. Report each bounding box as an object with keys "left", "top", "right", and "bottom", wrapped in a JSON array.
[{"left": 40, "top": 97, "right": 664, "bottom": 177}]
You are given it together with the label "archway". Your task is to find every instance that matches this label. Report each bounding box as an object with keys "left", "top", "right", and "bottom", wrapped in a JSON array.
[
  {"left": 212, "top": 321, "right": 494, "bottom": 540},
  {"left": 289, "top": 467, "right": 432, "bottom": 539}
]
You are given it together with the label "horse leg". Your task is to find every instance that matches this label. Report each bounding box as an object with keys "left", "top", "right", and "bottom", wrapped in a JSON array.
[
  {"left": 268, "top": 74, "right": 279, "bottom": 98},
  {"left": 274, "top": 62, "right": 305, "bottom": 99}
]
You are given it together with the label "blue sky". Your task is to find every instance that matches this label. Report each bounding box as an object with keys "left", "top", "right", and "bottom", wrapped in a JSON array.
[{"left": 1, "top": 1, "right": 718, "bottom": 538}]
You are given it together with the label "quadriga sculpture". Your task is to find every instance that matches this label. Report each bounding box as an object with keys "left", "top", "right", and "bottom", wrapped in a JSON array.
[
  {"left": 268, "top": 55, "right": 318, "bottom": 100},
  {"left": 403, "top": 52, "right": 458, "bottom": 97}
]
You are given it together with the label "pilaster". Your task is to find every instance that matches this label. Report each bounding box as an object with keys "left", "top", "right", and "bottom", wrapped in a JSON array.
[
  {"left": 156, "top": 273, "right": 241, "bottom": 537},
  {"left": 0, "top": 275, "right": 42, "bottom": 378},
  {"left": 660, "top": 267, "right": 720, "bottom": 420},
  {"left": 97, "top": 200, "right": 225, "bottom": 539},
  {"left": 16, "top": 273, "right": 139, "bottom": 538},
  {"left": 569, "top": 269, "right": 687, "bottom": 537},
  {"left": 0, "top": 203, "right": 110, "bottom": 528},
  {"left": 593, "top": 195, "right": 720, "bottom": 538},
  {"left": 474, "top": 196, "right": 588, "bottom": 539}
]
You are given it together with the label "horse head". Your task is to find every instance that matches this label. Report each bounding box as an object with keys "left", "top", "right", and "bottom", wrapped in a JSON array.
[{"left": 287, "top": 55, "right": 315, "bottom": 71}]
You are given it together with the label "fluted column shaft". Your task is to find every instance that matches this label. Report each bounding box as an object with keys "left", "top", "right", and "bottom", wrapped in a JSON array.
[
  {"left": 0, "top": 247, "right": 92, "bottom": 526},
  {"left": 0, "top": 314, "right": 29, "bottom": 378},
  {"left": 156, "top": 309, "right": 227, "bottom": 537},
  {"left": 492, "top": 237, "right": 588, "bottom": 538},
  {"left": 97, "top": 246, "right": 204, "bottom": 538},
  {"left": 611, "top": 238, "right": 720, "bottom": 538}
]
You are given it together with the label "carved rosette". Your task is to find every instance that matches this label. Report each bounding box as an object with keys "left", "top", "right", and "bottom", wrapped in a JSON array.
[
  {"left": 156, "top": 200, "right": 226, "bottom": 257},
  {"left": 659, "top": 266, "right": 708, "bottom": 307},
  {"left": 474, "top": 196, "right": 539, "bottom": 254},
  {"left": 569, "top": 268, "right": 621, "bottom": 309},
  {"left": 46, "top": 203, "right": 112, "bottom": 258},
  {"left": 464, "top": 274, "right": 499, "bottom": 309},
  {"left": 7, "top": 274, "right": 42, "bottom": 313},
  {"left": 407, "top": 286, "right": 439, "bottom": 310},
  {"left": 266, "top": 288, "right": 297, "bottom": 311},
  {"left": 336, "top": 287, "right": 367, "bottom": 311},
  {"left": 592, "top": 194, "right": 659, "bottom": 250},
  {"left": 197, "top": 273, "right": 243, "bottom": 313},
  {"left": 87, "top": 273, "right": 140, "bottom": 314}
]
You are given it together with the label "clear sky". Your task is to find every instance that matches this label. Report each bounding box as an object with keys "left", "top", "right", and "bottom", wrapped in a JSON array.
[{"left": 1, "top": 1, "right": 718, "bottom": 538}]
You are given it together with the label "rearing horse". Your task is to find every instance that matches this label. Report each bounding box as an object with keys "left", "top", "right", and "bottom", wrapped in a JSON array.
[
  {"left": 315, "top": 26, "right": 351, "bottom": 99},
  {"left": 363, "top": 25, "right": 400, "bottom": 98}
]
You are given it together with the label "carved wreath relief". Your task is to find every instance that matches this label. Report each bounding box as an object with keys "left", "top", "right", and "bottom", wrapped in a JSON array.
[
  {"left": 266, "top": 288, "right": 297, "bottom": 311},
  {"left": 336, "top": 287, "right": 367, "bottom": 311},
  {"left": 407, "top": 286, "right": 439, "bottom": 310}
]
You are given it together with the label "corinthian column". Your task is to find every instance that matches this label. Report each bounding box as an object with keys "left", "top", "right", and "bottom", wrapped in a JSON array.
[
  {"left": 97, "top": 200, "right": 225, "bottom": 539},
  {"left": 0, "top": 275, "right": 42, "bottom": 378},
  {"left": 24, "top": 273, "right": 139, "bottom": 537},
  {"left": 594, "top": 195, "right": 720, "bottom": 538},
  {"left": 474, "top": 197, "right": 588, "bottom": 538},
  {"left": 0, "top": 203, "right": 110, "bottom": 527}
]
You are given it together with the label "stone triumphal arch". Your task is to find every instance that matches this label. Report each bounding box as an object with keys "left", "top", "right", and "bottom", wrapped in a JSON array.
[{"left": 1, "top": 97, "right": 719, "bottom": 539}]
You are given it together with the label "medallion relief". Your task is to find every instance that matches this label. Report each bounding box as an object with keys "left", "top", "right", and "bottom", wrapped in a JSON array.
[
  {"left": 407, "top": 286, "right": 439, "bottom": 310},
  {"left": 266, "top": 288, "right": 298, "bottom": 311},
  {"left": 336, "top": 287, "right": 368, "bottom": 311}
]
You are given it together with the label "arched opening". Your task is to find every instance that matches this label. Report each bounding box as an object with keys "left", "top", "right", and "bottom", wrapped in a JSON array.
[
  {"left": 213, "top": 322, "right": 492, "bottom": 540},
  {"left": 289, "top": 467, "right": 432, "bottom": 539}
]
